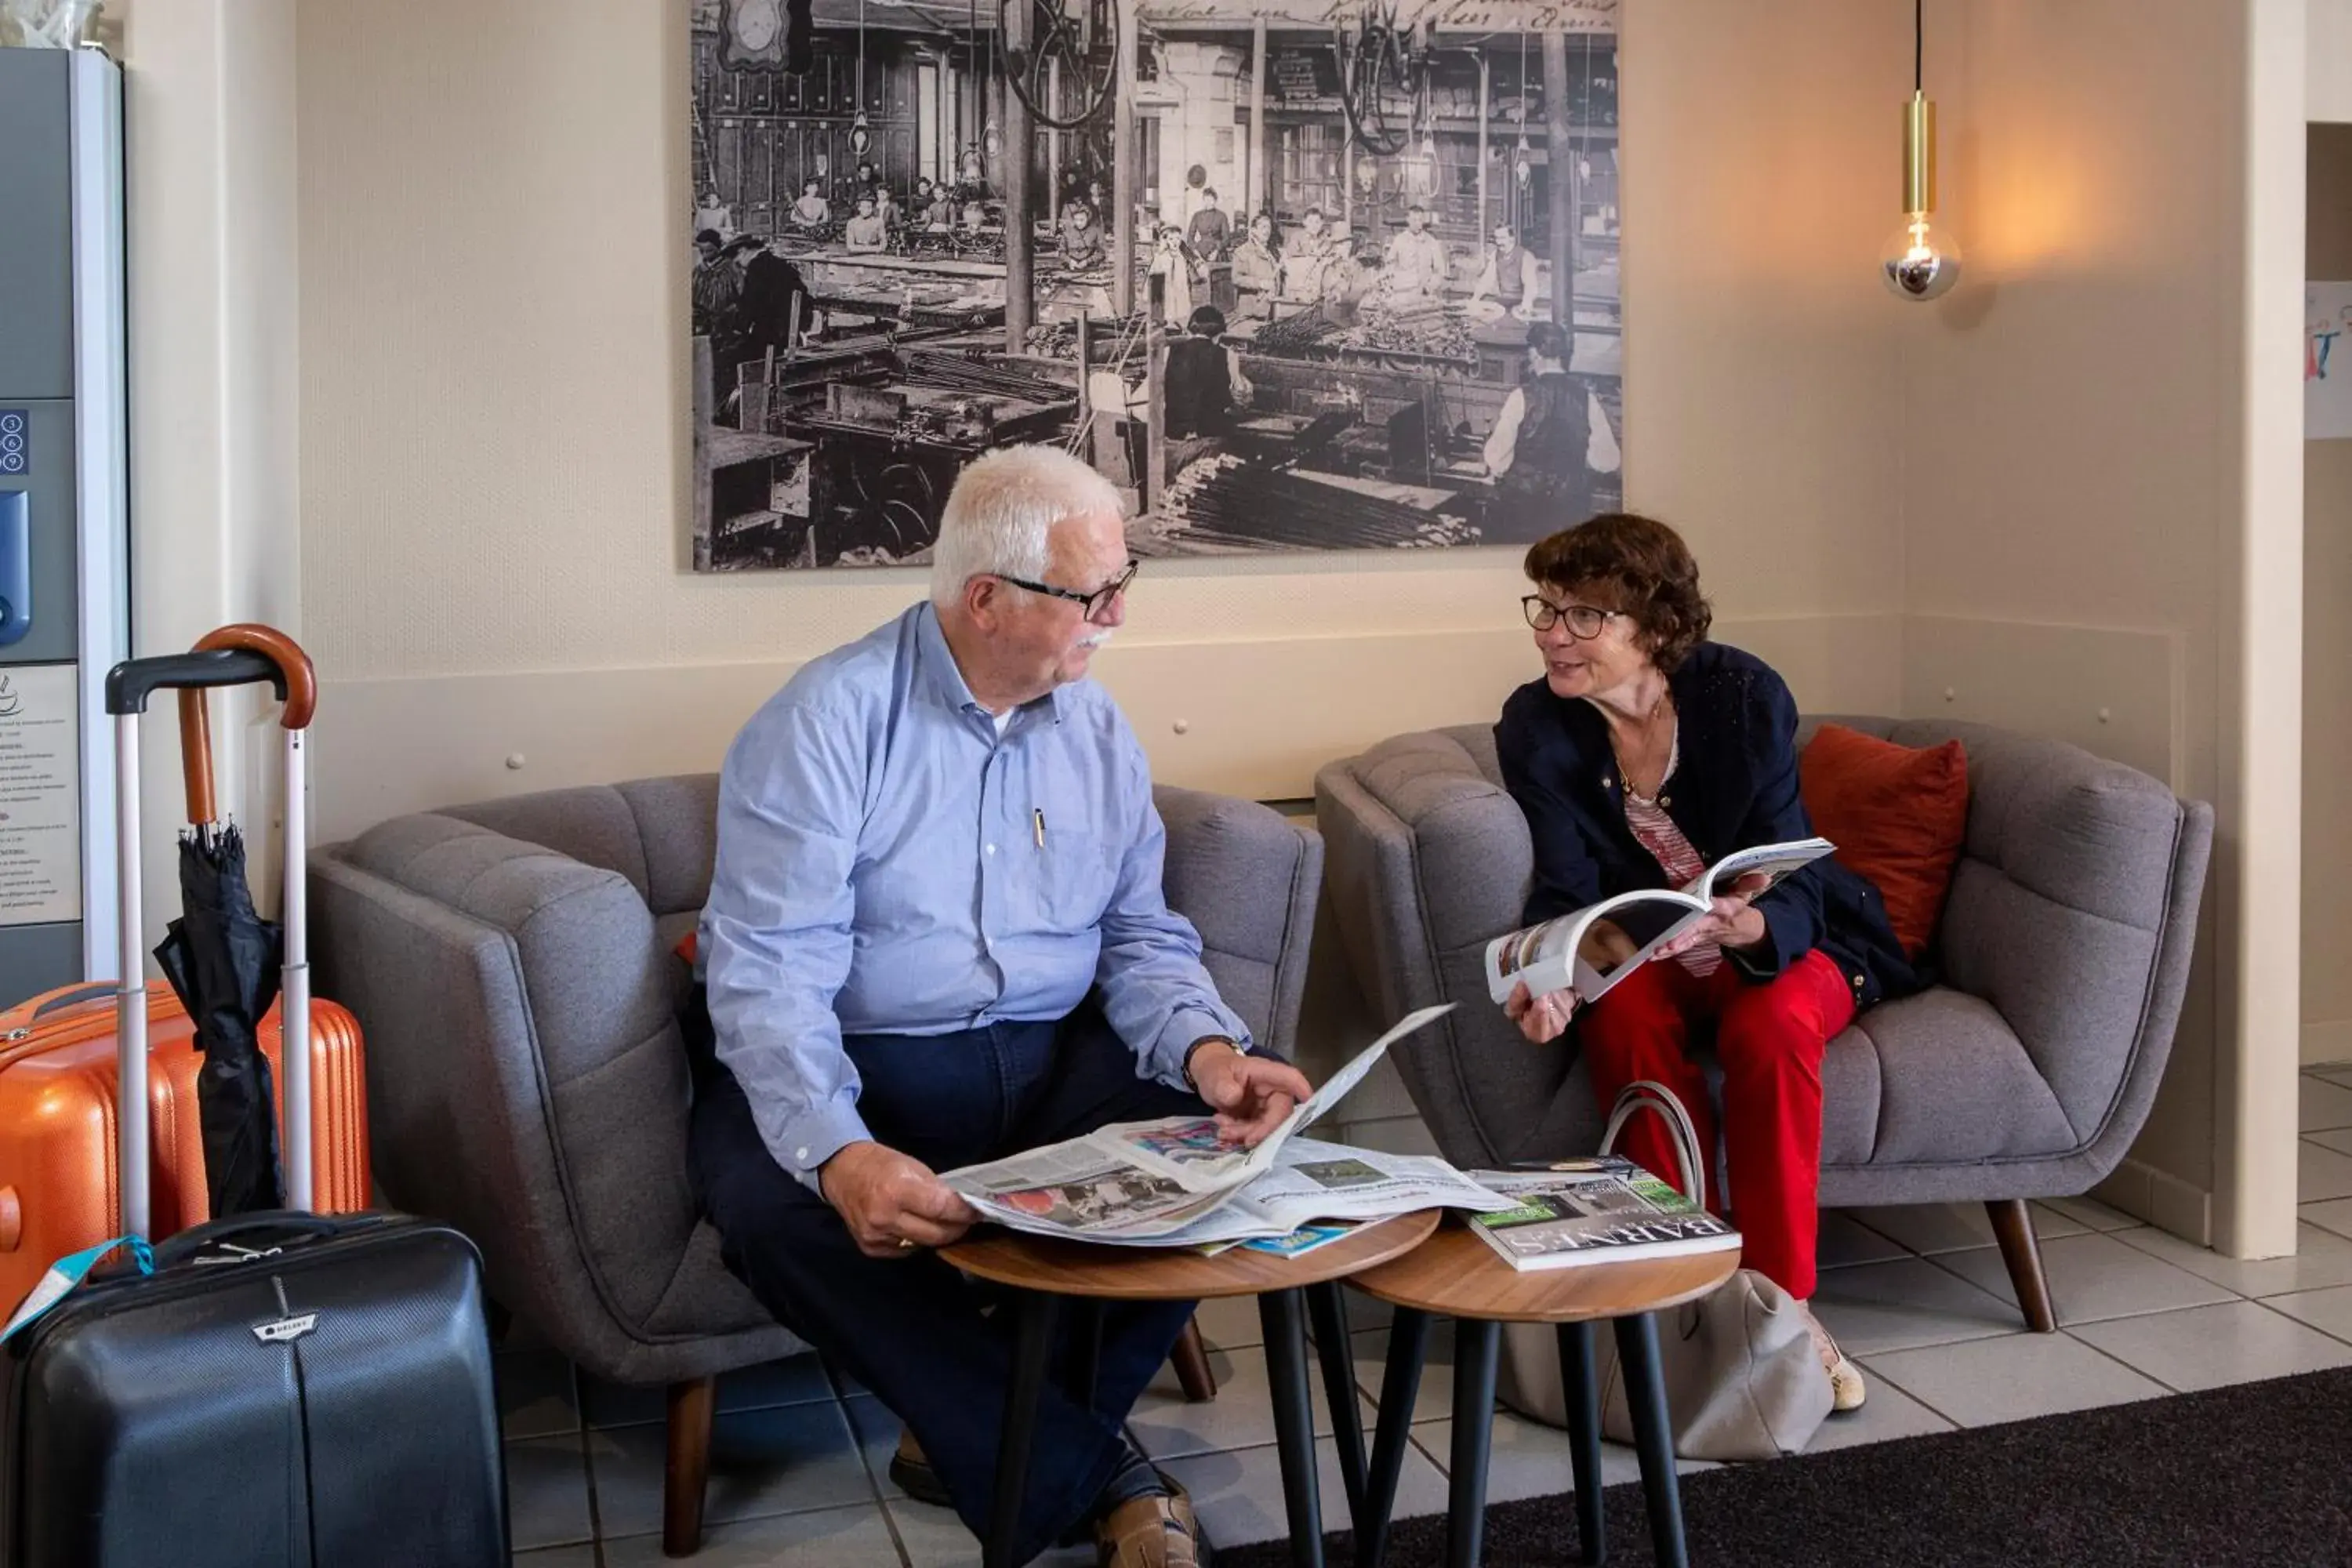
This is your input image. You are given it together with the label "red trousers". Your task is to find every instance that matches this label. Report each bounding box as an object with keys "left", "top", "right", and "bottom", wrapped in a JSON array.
[{"left": 1577, "top": 949, "right": 1854, "bottom": 1300}]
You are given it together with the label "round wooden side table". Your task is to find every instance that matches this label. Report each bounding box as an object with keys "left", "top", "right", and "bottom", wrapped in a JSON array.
[
  {"left": 1345, "top": 1225, "right": 1740, "bottom": 1568},
  {"left": 945, "top": 1209, "right": 1441, "bottom": 1568}
]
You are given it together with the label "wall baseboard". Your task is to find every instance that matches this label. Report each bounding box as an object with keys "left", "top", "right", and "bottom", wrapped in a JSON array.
[
  {"left": 2303, "top": 1019, "right": 2352, "bottom": 1068},
  {"left": 2095, "top": 1156, "right": 2215, "bottom": 1249}
]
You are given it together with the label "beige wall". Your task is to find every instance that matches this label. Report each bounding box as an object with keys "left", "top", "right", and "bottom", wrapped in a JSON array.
[
  {"left": 2315, "top": 0, "right": 2352, "bottom": 122},
  {"left": 114, "top": 0, "right": 2285, "bottom": 1249},
  {"left": 2307, "top": 123, "right": 2352, "bottom": 1064},
  {"left": 292, "top": 0, "right": 1909, "bottom": 840},
  {"left": 1895, "top": 0, "right": 2304, "bottom": 1251}
]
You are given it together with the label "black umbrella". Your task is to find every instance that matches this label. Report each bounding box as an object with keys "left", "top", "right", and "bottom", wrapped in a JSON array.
[{"left": 154, "top": 821, "right": 285, "bottom": 1218}]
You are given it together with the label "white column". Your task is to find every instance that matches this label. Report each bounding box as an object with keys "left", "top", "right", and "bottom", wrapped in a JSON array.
[
  {"left": 119, "top": 0, "right": 303, "bottom": 946},
  {"left": 2215, "top": 0, "right": 2307, "bottom": 1258}
]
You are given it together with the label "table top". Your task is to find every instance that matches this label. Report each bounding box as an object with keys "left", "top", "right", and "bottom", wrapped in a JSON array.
[
  {"left": 942, "top": 1210, "right": 1440, "bottom": 1301},
  {"left": 1346, "top": 1222, "right": 1741, "bottom": 1323},
  {"left": 704, "top": 429, "right": 813, "bottom": 466},
  {"left": 1290, "top": 468, "right": 1462, "bottom": 512}
]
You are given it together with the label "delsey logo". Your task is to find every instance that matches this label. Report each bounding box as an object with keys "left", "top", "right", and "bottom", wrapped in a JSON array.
[{"left": 252, "top": 1313, "right": 319, "bottom": 1345}]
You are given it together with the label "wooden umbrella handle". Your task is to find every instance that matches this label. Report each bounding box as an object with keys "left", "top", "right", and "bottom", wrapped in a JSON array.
[{"left": 176, "top": 624, "right": 317, "bottom": 826}]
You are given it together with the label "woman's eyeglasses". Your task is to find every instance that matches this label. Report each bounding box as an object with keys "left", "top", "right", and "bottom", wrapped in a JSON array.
[
  {"left": 996, "top": 560, "right": 1140, "bottom": 624},
  {"left": 1521, "top": 597, "right": 1619, "bottom": 639}
]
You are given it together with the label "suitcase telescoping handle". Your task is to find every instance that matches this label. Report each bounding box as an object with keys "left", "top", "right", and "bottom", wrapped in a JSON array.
[{"left": 103, "top": 626, "right": 317, "bottom": 1239}]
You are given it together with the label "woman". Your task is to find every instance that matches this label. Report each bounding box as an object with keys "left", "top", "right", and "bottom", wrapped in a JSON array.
[{"left": 1494, "top": 512, "right": 1915, "bottom": 1414}]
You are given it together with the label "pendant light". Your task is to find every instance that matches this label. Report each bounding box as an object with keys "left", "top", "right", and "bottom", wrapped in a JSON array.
[
  {"left": 1880, "top": 0, "right": 1962, "bottom": 300},
  {"left": 1512, "top": 31, "right": 1533, "bottom": 191}
]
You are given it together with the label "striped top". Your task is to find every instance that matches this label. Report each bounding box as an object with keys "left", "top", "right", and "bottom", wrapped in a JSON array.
[{"left": 1620, "top": 725, "right": 1722, "bottom": 977}]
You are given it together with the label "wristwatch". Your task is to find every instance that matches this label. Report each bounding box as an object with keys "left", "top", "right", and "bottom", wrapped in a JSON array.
[{"left": 1181, "top": 1036, "right": 1242, "bottom": 1091}]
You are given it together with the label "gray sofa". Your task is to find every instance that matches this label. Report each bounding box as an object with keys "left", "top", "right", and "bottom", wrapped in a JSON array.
[
  {"left": 310, "top": 774, "right": 1323, "bottom": 1556},
  {"left": 1315, "top": 717, "right": 2214, "bottom": 1329}
]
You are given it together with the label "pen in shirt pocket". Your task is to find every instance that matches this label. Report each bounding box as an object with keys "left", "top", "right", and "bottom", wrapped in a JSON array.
[{"left": 1033, "top": 808, "right": 1046, "bottom": 848}]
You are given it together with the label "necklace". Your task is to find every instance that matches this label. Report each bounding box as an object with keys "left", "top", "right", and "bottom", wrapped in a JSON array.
[{"left": 1606, "top": 684, "right": 1675, "bottom": 801}]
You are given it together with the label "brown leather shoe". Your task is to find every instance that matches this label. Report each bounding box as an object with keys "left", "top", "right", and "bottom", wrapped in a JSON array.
[
  {"left": 1094, "top": 1478, "right": 1208, "bottom": 1568},
  {"left": 889, "top": 1428, "right": 954, "bottom": 1508}
]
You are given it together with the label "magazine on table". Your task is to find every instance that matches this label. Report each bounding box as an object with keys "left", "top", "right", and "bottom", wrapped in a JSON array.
[
  {"left": 938, "top": 1005, "right": 1468, "bottom": 1243},
  {"left": 1482, "top": 837, "right": 1835, "bottom": 1008},
  {"left": 1463, "top": 1156, "right": 1742, "bottom": 1272}
]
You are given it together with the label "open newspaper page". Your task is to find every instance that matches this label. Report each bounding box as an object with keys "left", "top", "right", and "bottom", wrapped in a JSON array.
[
  {"left": 941, "top": 1004, "right": 1454, "bottom": 1243},
  {"left": 1483, "top": 837, "right": 1835, "bottom": 1006},
  {"left": 1109, "top": 1137, "right": 1518, "bottom": 1250},
  {"left": 1464, "top": 1157, "right": 1741, "bottom": 1272}
]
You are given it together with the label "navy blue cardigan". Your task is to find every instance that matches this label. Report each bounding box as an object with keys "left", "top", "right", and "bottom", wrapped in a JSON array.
[{"left": 1494, "top": 641, "right": 1918, "bottom": 1011}]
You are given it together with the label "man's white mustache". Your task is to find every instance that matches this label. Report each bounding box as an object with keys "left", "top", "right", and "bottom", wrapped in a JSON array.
[{"left": 1078, "top": 630, "right": 1116, "bottom": 650}]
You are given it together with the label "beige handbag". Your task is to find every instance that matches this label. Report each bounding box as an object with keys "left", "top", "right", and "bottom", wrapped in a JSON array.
[{"left": 1496, "top": 1080, "right": 1833, "bottom": 1461}]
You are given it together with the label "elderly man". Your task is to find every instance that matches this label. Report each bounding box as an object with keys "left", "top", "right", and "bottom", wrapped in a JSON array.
[{"left": 691, "top": 445, "right": 1309, "bottom": 1568}]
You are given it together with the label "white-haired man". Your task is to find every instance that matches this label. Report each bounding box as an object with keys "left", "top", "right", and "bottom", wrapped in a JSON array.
[{"left": 690, "top": 445, "right": 1308, "bottom": 1568}]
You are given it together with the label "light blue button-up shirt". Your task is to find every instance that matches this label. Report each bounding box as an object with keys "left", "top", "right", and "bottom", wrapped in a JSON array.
[{"left": 700, "top": 602, "right": 1253, "bottom": 1190}]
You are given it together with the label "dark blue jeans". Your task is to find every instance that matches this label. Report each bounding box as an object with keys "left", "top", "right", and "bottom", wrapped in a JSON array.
[{"left": 687, "top": 997, "right": 1205, "bottom": 1563}]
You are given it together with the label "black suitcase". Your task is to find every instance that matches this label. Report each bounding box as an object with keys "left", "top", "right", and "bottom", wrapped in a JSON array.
[
  {"left": 2, "top": 1214, "right": 507, "bottom": 1566},
  {"left": 0, "top": 640, "right": 506, "bottom": 1566}
]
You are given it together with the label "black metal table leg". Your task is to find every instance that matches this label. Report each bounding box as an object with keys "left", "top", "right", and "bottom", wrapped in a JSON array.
[
  {"left": 1357, "top": 1306, "right": 1431, "bottom": 1568},
  {"left": 1065, "top": 1298, "right": 1105, "bottom": 1415},
  {"left": 1258, "top": 1287, "right": 1327, "bottom": 1568},
  {"left": 1446, "top": 1318, "right": 1502, "bottom": 1568},
  {"left": 1305, "top": 1281, "right": 1366, "bottom": 1526},
  {"left": 986, "top": 1290, "right": 1062, "bottom": 1568},
  {"left": 1557, "top": 1320, "right": 1606, "bottom": 1564},
  {"left": 1612, "top": 1312, "right": 1688, "bottom": 1568}
]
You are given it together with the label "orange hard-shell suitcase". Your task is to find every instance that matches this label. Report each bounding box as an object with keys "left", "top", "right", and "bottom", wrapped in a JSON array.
[
  {"left": 0, "top": 624, "right": 369, "bottom": 1318},
  {"left": 0, "top": 984, "right": 369, "bottom": 1316}
]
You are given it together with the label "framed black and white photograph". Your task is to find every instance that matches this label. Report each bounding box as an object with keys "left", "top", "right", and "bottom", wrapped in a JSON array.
[{"left": 689, "top": 0, "right": 1621, "bottom": 571}]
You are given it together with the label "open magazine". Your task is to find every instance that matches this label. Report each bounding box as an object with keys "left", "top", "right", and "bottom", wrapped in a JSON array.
[
  {"left": 940, "top": 1004, "right": 1463, "bottom": 1243},
  {"left": 1483, "top": 837, "right": 1834, "bottom": 1007},
  {"left": 1465, "top": 1156, "right": 1741, "bottom": 1272}
]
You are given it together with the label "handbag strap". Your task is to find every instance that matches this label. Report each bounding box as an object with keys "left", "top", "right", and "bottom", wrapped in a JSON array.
[{"left": 1599, "top": 1079, "right": 1707, "bottom": 1210}]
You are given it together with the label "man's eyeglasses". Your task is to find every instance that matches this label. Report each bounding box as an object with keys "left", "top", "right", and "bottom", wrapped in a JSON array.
[
  {"left": 997, "top": 560, "right": 1139, "bottom": 624},
  {"left": 1521, "top": 596, "right": 1620, "bottom": 639}
]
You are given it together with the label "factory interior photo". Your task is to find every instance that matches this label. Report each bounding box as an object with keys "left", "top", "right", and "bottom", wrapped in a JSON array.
[{"left": 690, "top": 0, "right": 1624, "bottom": 569}]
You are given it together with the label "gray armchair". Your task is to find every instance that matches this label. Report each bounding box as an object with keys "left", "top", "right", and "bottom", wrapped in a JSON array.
[
  {"left": 310, "top": 774, "right": 1322, "bottom": 1555},
  {"left": 1315, "top": 717, "right": 2213, "bottom": 1330}
]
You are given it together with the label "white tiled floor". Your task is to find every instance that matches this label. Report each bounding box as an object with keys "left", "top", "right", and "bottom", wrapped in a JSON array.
[{"left": 506, "top": 1067, "right": 2352, "bottom": 1565}]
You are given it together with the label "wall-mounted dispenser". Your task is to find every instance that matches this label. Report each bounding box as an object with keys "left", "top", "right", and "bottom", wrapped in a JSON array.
[{"left": 0, "top": 45, "right": 130, "bottom": 1004}]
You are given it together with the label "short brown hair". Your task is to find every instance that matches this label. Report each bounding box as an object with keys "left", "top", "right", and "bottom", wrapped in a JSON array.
[{"left": 1522, "top": 513, "right": 1714, "bottom": 673}]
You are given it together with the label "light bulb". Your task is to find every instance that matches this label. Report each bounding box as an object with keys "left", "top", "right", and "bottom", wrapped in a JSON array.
[{"left": 1879, "top": 212, "right": 1962, "bottom": 301}]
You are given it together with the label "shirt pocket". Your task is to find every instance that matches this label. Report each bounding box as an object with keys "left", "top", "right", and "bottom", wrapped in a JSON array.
[{"left": 1037, "top": 827, "right": 1121, "bottom": 931}]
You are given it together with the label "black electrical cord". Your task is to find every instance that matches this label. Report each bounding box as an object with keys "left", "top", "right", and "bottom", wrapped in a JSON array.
[
  {"left": 1915, "top": 0, "right": 1923, "bottom": 92},
  {"left": 1336, "top": 11, "right": 1414, "bottom": 158}
]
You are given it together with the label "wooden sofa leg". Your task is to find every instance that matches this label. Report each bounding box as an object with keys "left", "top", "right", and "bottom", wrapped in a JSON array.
[
  {"left": 1171, "top": 1317, "right": 1218, "bottom": 1403},
  {"left": 663, "top": 1376, "right": 717, "bottom": 1557},
  {"left": 1987, "top": 1200, "right": 2059, "bottom": 1333}
]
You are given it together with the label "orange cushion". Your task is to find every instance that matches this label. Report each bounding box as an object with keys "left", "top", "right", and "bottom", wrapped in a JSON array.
[
  {"left": 676, "top": 929, "right": 698, "bottom": 965},
  {"left": 1798, "top": 724, "right": 1969, "bottom": 960}
]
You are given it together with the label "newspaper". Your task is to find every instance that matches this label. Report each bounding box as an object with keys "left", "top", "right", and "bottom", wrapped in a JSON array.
[
  {"left": 941, "top": 1005, "right": 1460, "bottom": 1243},
  {"left": 1112, "top": 1137, "right": 1517, "bottom": 1250}
]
